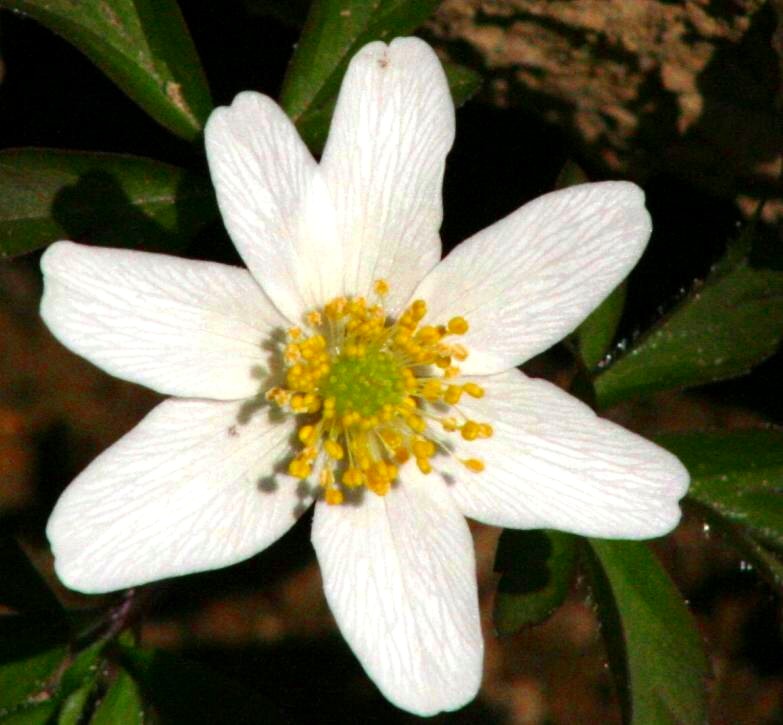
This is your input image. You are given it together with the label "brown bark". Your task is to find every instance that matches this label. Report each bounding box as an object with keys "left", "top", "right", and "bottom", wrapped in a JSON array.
[{"left": 430, "top": 0, "right": 782, "bottom": 222}]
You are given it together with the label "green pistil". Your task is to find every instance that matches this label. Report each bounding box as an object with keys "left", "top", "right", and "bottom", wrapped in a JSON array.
[{"left": 321, "top": 350, "right": 406, "bottom": 417}]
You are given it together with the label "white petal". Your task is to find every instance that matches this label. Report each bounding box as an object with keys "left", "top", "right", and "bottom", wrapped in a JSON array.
[
  {"left": 414, "top": 182, "right": 652, "bottom": 373},
  {"left": 320, "top": 37, "right": 454, "bottom": 314},
  {"left": 47, "top": 398, "right": 311, "bottom": 593},
  {"left": 442, "top": 369, "right": 688, "bottom": 538},
  {"left": 311, "top": 469, "right": 482, "bottom": 716},
  {"left": 40, "top": 242, "right": 286, "bottom": 400},
  {"left": 205, "top": 92, "right": 341, "bottom": 322}
]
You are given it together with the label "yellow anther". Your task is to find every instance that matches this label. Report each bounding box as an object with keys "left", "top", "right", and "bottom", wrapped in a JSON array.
[
  {"left": 324, "top": 440, "right": 344, "bottom": 460},
  {"left": 442, "top": 417, "right": 458, "bottom": 432},
  {"left": 463, "top": 383, "right": 485, "bottom": 399},
  {"left": 420, "top": 379, "right": 442, "bottom": 401},
  {"left": 343, "top": 467, "right": 364, "bottom": 488},
  {"left": 324, "top": 297, "right": 347, "bottom": 319},
  {"left": 284, "top": 344, "right": 301, "bottom": 363},
  {"left": 444, "top": 366, "right": 460, "bottom": 379},
  {"left": 288, "top": 457, "right": 312, "bottom": 479},
  {"left": 373, "top": 279, "right": 390, "bottom": 296},
  {"left": 306, "top": 310, "right": 322, "bottom": 327},
  {"left": 380, "top": 430, "right": 402, "bottom": 449},
  {"left": 451, "top": 344, "right": 468, "bottom": 361},
  {"left": 447, "top": 317, "right": 469, "bottom": 335},
  {"left": 265, "top": 387, "right": 290, "bottom": 406},
  {"left": 288, "top": 327, "right": 302, "bottom": 340},
  {"left": 325, "top": 487, "right": 344, "bottom": 505},
  {"left": 407, "top": 415, "right": 426, "bottom": 433},
  {"left": 290, "top": 394, "right": 308, "bottom": 412},
  {"left": 478, "top": 423, "right": 493, "bottom": 438},
  {"left": 416, "top": 458, "right": 433, "bottom": 474},
  {"left": 462, "top": 458, "right": 485, "bottom": 473},
  {"left": 411, "top": 300, "right": 427, "bottom": 320},
  {"left": 298, "top": 425, "right": 315, "bottom": 445},
  {"left": 444, "top": 385, "right": 463, "bottom": 405},
  {"left": 412, "top": 439, "right": 435, "bottom": 460},
  {"left": 461, "top": 421, "right": 480, "bottom": 441},
  {"left": 394, "top": 447, "right": 410, "bottom": 464},
  {"left": 319, "top": 468, "right": 335, "bottom": 487},
  {"left": 416, "top": 326, "right": 441, "bottom": 344},
  {"left": 435, "top": 356, "right": 452, "bottom": 369}
]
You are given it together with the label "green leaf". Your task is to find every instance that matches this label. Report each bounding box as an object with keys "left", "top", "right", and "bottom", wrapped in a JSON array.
[
  {"left": 57, "top": 685, "right": 93, "bottom": 725},
  {"left": 692, "top": 501, "right": 783, "bottom": 591},
  {"left": 594, "top": 232, "right": 783, "bottom": 408},
  {"left": 0, "top": 616, "right": 68, "bottom": 713},
  {"left": 0, "top": 537, "right": 65, "bottom": 621},
  {"left": 578, "top": 282, "right": 628, "bottom": 371},
  {"left": 280, "top": 0, "right": 480, "bottom": 153},
  {"left": 281, "top": 0, "right": 438, "bottom": 121},
  {"left": 493, "top": 530, "right": 577, "bottom": 635},
  {"left": 0, "top": 0, "right": 211, "bottom": 140},
  {"left": 118, "top": 645, "right": 282, "bottom": 722},
  {"left": 655, "top": 429, "right": 783, "bottom": 481},
  {"left": 50, "top": 640, "right": 106, "bottom": 725},
  {"left": 555, "top": 159, "right": 588, "bottom": 189},
  {"left": 657, "top": 430, "right": 783, "bottom": 551},
  {"left": 0, "top": 701, "right": 59, "bottom": 725},
  {"left": 0, "top": 149, "right": 218, "bottom": 259},
  {"left": 90, "top": 669, "right": 143, "bottom": 725},
  {"left": 585, "top": 540, "right": 707, "bottom": 725},
  {"left": 442, "top": 62, "right": 483, "bottom": 108},
  {"left": 241, "top": 0, "right": 310, "bottom": 27},
  {"left": 58, "top": 642, "right": 106, "bottom": 700}
]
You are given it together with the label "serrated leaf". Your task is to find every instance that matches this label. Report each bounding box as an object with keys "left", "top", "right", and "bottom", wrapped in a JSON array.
[
  {"left": 0, "top": 149, "right": 218, "bottom": 259},
  {"left": 0, "top": 0, "right": 211, "bottom": 140},
  {"left": 0, "top": 616, "right": 68, "bottom": 713},
  {"left": 585, "top": 540, "right": 707, "bottom": 725},
  {"left": 280, "top": 0, "right": 480, "bottom": 153},
  {"left": 90, "top": 669, "right": 143, "bottom": 725},
  {"left": 594, "top": 232, "right": 783, "bottom": 408},
  {"left": 657, "top": 430, "right": 783, "bottom": 551},
  {"left": 118, "top": 645, "right": 283, "bottom": 722},
  {"left": 493, "top": 529, "right": 577, "bottom": 635}
]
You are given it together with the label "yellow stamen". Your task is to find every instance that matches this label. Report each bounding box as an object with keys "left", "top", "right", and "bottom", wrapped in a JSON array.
[
  {"left": 265, "top": 279, "right": 493, "bottom": 504},
  {"left": 463, "top": 458, "right": 484, "bottom": 473},
  {"left": 447, "top": 316, "right": 469, "bottom": 335}
]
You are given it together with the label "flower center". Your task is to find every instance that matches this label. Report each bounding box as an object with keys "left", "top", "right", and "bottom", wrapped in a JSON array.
[
  {"left": 265, "top": 280, "right": 492, "bottom": 505},
  {"left": 321, "top": 350, "right": 406, "bottom": 419}
]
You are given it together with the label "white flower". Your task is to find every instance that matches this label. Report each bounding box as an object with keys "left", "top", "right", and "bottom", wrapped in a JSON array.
[{"left": 40, "top": 37, "right": 688, "bottom": 717}]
